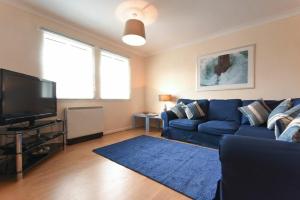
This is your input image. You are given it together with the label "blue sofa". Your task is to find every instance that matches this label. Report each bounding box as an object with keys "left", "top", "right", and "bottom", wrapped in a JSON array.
[
  {"left": 162, "top": 98, "right": 300, "bottom": 200},
  {"left": 217, "top": 135, "right": 300, "bottom": 200},
  {"left": 161, "top": 98, "right": 300, "bottom": 148}
]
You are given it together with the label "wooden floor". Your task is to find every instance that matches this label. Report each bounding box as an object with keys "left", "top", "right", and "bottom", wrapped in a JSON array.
[{"left": 0, "top": 129, "right": 190, "bottom": 200}]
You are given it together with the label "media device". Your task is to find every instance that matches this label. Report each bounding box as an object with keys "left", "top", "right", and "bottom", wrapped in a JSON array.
[{"left": 0, "top": 69, "right": 57, "bottom": 126}]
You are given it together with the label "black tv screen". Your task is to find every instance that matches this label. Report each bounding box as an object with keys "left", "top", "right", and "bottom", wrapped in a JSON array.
[{"left": 0, "top": 69, "right": 57, "bottom": 125}]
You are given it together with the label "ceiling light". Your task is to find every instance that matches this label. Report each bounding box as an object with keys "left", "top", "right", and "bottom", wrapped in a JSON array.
[
  {"left": 122, "top": 19, "right": 146, "bottom": 46},
  {"left": 116, "top": 0, "right": 157, "bottom": 47}
]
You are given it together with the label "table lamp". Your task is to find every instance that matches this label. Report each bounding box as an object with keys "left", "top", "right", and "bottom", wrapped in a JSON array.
[{"left": 159, "top": 94, "right": 172, "bottom": 112}]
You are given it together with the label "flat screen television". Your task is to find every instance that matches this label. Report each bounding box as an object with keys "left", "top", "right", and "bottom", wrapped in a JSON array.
[{"left": 0, "top": 69, "right": 57, "bottom": 126}]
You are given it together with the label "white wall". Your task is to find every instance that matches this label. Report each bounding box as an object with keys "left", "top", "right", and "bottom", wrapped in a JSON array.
[{"left": 0, "top": 2, "right": 145, "bottom": 134}]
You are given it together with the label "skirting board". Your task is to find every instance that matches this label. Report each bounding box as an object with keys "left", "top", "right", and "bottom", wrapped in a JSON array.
[
  {"left": 67, "top": 127, "right": 134, "bottom": 145},
  {"left": 67, "top": 132, "right": 103, "bottom": 145},
  {"left": 104, "top": 126, "right": 132, "bottom": 135}
]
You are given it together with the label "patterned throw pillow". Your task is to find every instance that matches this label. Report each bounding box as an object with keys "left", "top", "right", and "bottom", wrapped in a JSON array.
[
  {"left": 170, "top": 102, "right": 187, "bottom": 118},
  {"left": 269, "top": 104, "right": 300, "bottom": 138},
  {"left": 267, "top": 99, "right": 292, "bottom": 129},
  {"left": 238, "top": 100, "right": 271, "bottom": 126},
  {"left": 283, "top": 104, "right": 300, "bottom": 117},
  {"left": 274, "top": 116, "right": 294, "bottom": 139},
  {"left": 184, "top": 101, "right": 205, "bottom": 120},
  {"left": 278, "top": 115, "right": 300, "bottom": 142}
]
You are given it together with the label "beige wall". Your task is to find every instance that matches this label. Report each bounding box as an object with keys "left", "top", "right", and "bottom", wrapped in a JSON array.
[
  {"left": 145, "top": 15, "right": 300, "bottom": 113},
  {"left": 0, "top": 3, "right": 145, "bottom": 134}
]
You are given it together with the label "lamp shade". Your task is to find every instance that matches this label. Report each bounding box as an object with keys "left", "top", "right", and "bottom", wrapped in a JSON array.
[
  {"left": 122, "top": 19, "right": 146, "bottom": 46},
  {"left": 158, "top": 94, "right": 172, "bottom": 101}
]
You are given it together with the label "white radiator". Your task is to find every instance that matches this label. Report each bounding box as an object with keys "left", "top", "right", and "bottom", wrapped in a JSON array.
[{"left": 65, "top": 106, "right": 104, "bottom": 143}]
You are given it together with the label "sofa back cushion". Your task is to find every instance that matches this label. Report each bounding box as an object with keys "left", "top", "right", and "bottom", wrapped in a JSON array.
[
  {"left": 177, "top": 99, "right": 209, "bottom": 119},
  {"left": 208, "top": 99, "right": 242, "bottom": 123},
  {"left": 292, "top": 98, "right": 300, "bottom": 106},
  {"left": 241, "top": 100, "right": 282, "bottom": 125}
]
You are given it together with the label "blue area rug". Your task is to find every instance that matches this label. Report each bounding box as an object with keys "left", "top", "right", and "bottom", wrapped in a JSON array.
[{"left": 93, "top": 135, "right": 221, "bottom": 200}]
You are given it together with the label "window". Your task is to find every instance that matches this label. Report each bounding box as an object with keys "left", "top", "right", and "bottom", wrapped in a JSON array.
[
  {"left": 42, "top": 30, "right": 130, "bottom": 100},
  {"left": 100, "top": 51, "right": 130, "bottom": 99},
  {"left": 42, "top": 30, "right": 95, "bottom": 99}
]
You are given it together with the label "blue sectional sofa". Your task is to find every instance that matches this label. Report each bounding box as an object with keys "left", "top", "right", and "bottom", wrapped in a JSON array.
[
  {"left": 162, "top": 98, "right": 300, "bottom": 200},
  {"left": 161, "top": 98, "right": 300, "bottom": 148},
  {"left": 218, "top": 135, "right": 300, "bottom": 200}
]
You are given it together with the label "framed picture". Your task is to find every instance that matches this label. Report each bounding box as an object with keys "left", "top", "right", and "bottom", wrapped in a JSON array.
[{"left": 196, "top": 44, "right": 255, "bottom": 91}]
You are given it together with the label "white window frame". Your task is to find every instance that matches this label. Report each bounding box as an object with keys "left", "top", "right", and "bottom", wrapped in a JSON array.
[
  {"left": 40, "top": 29, "right": 131, "bottom": 100},
  {"left": 41, "top": 29, "right": 96, "bottom": 100},
  {"left": 99, "top": 50, "right": 131, "bottom": 100}
]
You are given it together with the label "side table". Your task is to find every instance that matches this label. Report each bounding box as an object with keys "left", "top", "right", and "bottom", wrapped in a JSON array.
[{"left": 132, "top": 113, "right": 161, "bottom": 133}]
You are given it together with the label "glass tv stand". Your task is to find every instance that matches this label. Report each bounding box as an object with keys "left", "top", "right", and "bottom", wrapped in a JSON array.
[{"left": 0, "top": 120, "right": 65, "bottom": 180}]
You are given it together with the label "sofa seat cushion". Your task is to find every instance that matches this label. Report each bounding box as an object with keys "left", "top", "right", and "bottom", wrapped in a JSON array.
[
  {"left": 169, "top": 119, "right": 205, "bottom": 131},
  {"left": 198, "top": 120, "right": 240, "bottom": 136},
  {"left": 235, "top": 125, "right": 275, "bottom": 139}
]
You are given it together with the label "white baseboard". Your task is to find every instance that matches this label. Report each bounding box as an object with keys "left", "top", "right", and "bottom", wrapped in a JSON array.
[{"left": 104, "top": 126, "right": 133, "bottom": 135}]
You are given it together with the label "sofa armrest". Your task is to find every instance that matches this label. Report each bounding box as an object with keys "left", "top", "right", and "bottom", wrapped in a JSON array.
[
  {"left": 219, "top": 135, "right": 300, "bottom": 200},
  {"left": 161, "top": 110, "right": 177, "bottom": 128}
]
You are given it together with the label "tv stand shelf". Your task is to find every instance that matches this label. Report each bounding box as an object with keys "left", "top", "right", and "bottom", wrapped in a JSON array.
[
  {"left": 6, "top": 120, "right": 63, "bottom": 131},
  {"left": 0, "top": 120, "right": 65, "bottom": 180}
]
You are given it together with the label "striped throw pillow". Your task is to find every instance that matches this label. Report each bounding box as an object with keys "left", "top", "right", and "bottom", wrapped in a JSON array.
[
  {"left": 275, "top": 116, "right": 294, "bottom": 139},
  {"left": 278, "top": 115, "right": 300, "bottom": 142},
  {"left": 184, "top": 101, "right": 205, "bottom": 120},
  {"left": 283, "top": 104, "right": 300, "bottom": 117},
  {"left": 238, "top": 100, "right": 271, "bottom": 126},
  {"left": 267, "top": 99, "right": 292, "bottom": 129},
  {"left": 170, "top": 102, "right": 187, "bottom": 118}
]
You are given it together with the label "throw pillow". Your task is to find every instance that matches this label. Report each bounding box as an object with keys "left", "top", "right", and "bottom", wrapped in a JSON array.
[
  {"left": 238, "top": 99, "right": 271, "bottom": 126},
  {"left": 184, "top": 101, "right": 205, "bottom": 120},
  {"left": 267, "top": 99, "right": 292, "bottom": 129},
  {"left": 278, "top": 115, "right": 300, "bottom": 142},
  {"left": 268, "top": 104, "right": 300, "bottom": 138},
  {"left": 170, "top": 102, "right": 187, "bottom": 118},
  {"left": 283, "top": 104, "right": 300, "bottom": 117},
  {"left": 274, "top": 116, "right": 294, "bottom": 139}
]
